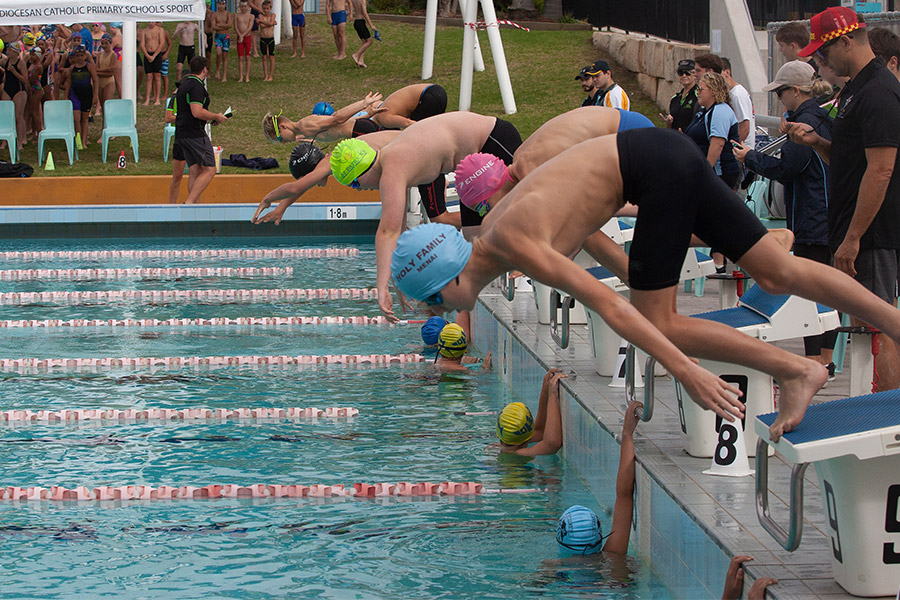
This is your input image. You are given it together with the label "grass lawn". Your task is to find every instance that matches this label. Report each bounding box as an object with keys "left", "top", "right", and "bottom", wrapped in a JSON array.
[{"left": 23, "top": 17, "right": 663, "bottom": 178}]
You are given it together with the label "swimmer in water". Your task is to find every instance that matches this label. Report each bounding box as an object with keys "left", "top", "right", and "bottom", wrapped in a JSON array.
[
  {"left": 391, "top": 128, "right": 900, "bottom": 440},
  {"left": 495, "top": 369, "right": 567, "bottom": 456},
  {"left": 433, "top": 323, "right": 491, "bottom": 373},
  {"left": 420, "top": 315, "right": 448, "bottom": 348}
]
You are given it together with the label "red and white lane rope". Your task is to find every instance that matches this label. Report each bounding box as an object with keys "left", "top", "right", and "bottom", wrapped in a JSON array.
[
  {"left": 0, "top": 288, "right": 378, "bottom": 305},
  {"left": 0, "top": 353, "right": 424, "bottom": 372},
  {"left": 0, "top": 248, "right": 360, "bottom": 261},
  {"left": 0, "top": 406, "right": 358, "bottom": 423},
  {"left": 0, "top": 481, "right": 545, "bottom": 501},
  {"left": 0, "top": 267, "right": 292, "bottom": 281},
  {"left": 0, "top": 316, "right": 425, "bottom": 329},
  {"left": 464, "top": 20, "right": 530, "bottom": 32}
]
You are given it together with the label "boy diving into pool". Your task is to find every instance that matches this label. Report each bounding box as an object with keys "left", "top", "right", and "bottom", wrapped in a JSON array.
[{"left": 391, "top": 128, "right": 900, "bottom": 440}]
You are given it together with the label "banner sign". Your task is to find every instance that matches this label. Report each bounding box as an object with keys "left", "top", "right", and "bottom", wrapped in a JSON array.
[{"left": 0, "top": 0, "right": 205, "bottom": 24}]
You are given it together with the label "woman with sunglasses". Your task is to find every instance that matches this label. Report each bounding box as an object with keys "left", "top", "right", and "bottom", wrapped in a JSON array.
[
  {"left": 662, "top": 58, "right": 699, "bottom": 132},
  {"left": 734, "top": 61, "right": 837, "bottom": 375}
]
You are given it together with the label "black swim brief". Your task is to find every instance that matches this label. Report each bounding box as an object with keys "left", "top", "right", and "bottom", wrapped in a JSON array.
[
  {"left": 418, "top": 174, "right": 447, "bottom": 219},
  {"left": 351, "top": 118, "right": 379, "bottom": 137},
  {"left": 459, "top": 117, "right": 522, "bottom": 227},
  {"left": 618, "top": 128, "right": 768, "bottom": 291},
  {"left": 409, "top": 84, "right": 447, "bottom": 122}
]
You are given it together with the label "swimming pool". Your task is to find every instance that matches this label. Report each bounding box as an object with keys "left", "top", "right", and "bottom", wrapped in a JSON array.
[{"left": 0, "top": 237, "right": 675, "bottom": 598}]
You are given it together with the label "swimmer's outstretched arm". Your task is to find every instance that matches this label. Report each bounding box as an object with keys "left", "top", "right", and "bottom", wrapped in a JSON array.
[
  {"left": 516, "top": 244, "right": 744, "bottom": 421},
  {"left": 373, "top": 169, "right": 410, "bottom": 322},
  {"left": 329, "top": 91, "right": 384, "bottom": 125},
  {"left": 603, "top": 400, "right": 640, "bottom": 555},
  {"left": 253, "top": 159, "right": 332, "bottom": 224},
  {"left": 516, "top": 370, "right": 565, "bottom": 457},
  {"left": 373, "top": 112, "right": 416, "bottom": 130}
]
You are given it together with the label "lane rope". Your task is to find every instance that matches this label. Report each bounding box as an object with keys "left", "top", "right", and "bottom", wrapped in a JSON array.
[
  {"left": 0, "top": 482, "right": 546, "bottom": 501},
  {"left": 0, "top": 288, "right": 378, "bottom": 305},
  {"left": 0, "top": 248, "right": 360, "bottom": 261},
  {"left": 0, "top": 353, "right": 425, "bottom": 372},
  {"left": 0, "top": 267, "right": 293, "bottom": 281},
  {"left": 0, "top": 406, "right": 359, "bottom": 423},
  {"left": 0, "top": 316, "right": 425, "bottom": 329}
]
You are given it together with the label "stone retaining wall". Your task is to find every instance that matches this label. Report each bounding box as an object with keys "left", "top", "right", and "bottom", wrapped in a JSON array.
[{"left": 592, "top": 31, "right": 709, "bottom": 111}]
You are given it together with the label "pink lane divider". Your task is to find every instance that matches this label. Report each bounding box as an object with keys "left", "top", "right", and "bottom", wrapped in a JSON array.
[
  {"left": 0, "top": 288, "right": 378, "bottom": 306},
  {"left": 0, "top": 248, "right": 360, "bottom": 261},
  {"left": 0, "top": 482, "right": 543, "bottom": 502},
  {"left": 0, "top": 406, "right": 359, "bottom": 423},
  {"left": 0, "top": 267, "right": 294, "bottom": 281}
]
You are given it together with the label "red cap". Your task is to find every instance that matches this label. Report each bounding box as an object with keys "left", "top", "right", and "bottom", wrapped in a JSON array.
[{"left": 798, "top": 6, "right": 865, "bottom": 58}]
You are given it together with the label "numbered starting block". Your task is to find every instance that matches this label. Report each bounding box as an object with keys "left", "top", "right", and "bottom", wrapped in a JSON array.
[
  {"left": 576, "top": 250, "right": 715, "bottom": 373},
  {"left": 755, "top": 391, "right": 900, "bottom": 597},
  {"left": 678, "top": 285, "right": 840, "bottom": 458}
]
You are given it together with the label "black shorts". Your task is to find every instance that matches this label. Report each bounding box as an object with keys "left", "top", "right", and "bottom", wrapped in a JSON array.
[
  {"left": 409, "top": 84, "right": 447, "bottom": 122},
  {"left": 205, "top": 32, "right": 213, "bottom": 55},
  {"left": 854, "top": 248, "right": 900, "bottom": 303},
  {"left": 259, "top": 37, "right": 275, "bottom": 56},
  {"left": 619, "top": 128, "right": 768, "bottom": 291},
  {"left": 178, "top": 136, "right": 216, "bottom": 168},
  {"left": 354, "top": 19, "right": 370, "bottom": 40},
  {"left": 418, "top": 174, "right": 447, "bottom": 219},
  {"left": 143, "top": 53, "right": 163, "bottom": 74},
  {"left": 177, "top": 44, "right": 195, "bottom": 65},
  {"left": 460, "top": 117, "right": 522, "bottom": 227},
  {"left": 172, "top": 140, "right": 185, "bottom": 162},
  {"left": 351, "top": 118, "right": 379, "bottom": 137}
]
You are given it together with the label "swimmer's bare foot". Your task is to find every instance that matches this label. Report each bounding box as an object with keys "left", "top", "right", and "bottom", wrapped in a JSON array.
[
  {"left": 291, "top": 52, "right": 297, "bottom": 58},
  {"left": 769, "top": 359, "right": 827, "bottom": 442},
  {"left": 769, "top": 228, "right": 794, "bottom": 252}
]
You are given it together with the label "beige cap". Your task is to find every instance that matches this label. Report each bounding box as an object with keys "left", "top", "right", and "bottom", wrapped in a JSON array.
[{"left": 762, "top": 60, "right": 816, "bottom": 92}]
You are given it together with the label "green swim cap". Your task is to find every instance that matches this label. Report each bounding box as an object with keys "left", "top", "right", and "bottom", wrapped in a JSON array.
[{"left": 330, "top": 139, "right": 377, "bottom": 186}]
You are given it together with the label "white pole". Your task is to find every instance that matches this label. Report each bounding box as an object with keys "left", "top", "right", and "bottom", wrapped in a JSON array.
[
  {"left": 282, "top": 0, "right": 293, "bottom": 39},
  {"left": 458, "top": 0, "right": 485, "bottom": 72},
  {"left": 422, "top": 0, "right": 438, "bottom": 79},
  {"left": 123, "top": 20, "right": 137, "bottom": 121},
  {"left": 273, "top": 0, "right": 282, "bottom": 44},
  {"left": 458, "top": 0, "right": 478, "bottom": 110},
  {"left": 479, "top": 0, "right": 516, "bottom": 114}
]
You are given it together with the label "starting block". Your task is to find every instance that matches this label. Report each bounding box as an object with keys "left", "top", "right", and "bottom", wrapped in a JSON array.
[
  {"left": 755, "top": 391, "right": 900, "bottom": 597},
  {"left": 678, "top": 285, "right": 840, "bottom": 458},
  {"left": 577, "top": 250, "right": 716, "bottom": 373}
]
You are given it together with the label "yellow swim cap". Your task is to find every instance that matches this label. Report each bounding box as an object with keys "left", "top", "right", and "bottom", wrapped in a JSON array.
[
  {"left": 438, "top": 323, "right": 467, "bottom": 358},
  {"left": 330, "top": 139, "right": 377, "bottom": 186},
  {"left": 496, "top": 402, "right": 534, "bottom": 446}
]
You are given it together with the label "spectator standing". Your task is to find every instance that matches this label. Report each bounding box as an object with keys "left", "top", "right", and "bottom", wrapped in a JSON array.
[
  {"left": 684, "top": 72, "right": 741, "bottom": 189},
  {"left": 663, "top": 58, "right": 699, "bottom": 131},
  {"left": 326, "top": 0, "right": 352, "bottom": 60},
  {"left": 790, "top": 7, "right": 900, "bottom": 391},
  {"left": 211, "top": 0, "right": 233, "bottom": 82},
  {"left": 350, "top": 0, "right": 376, "bottom": 68},
  {"left": 694, "top": 52, "right": 723, "bottom": 81},
  {"left": 585, "top": 59, "right": 629, "bottom": 110},
  {"left": 249, "top": 0, "right": 263, "bottom": 58},
  {"left": 160, "top": 25, "right": 172, "bottom": 99},
  {"left": 290, "top": 0, "right": 306, "bottom": 58},
  {"left": 721, "top": 56, "right": 756, "bottom": 149},
  {"left": 166, "top": 82, "right": 185, "bottom": 204},
  {"left": 174, "top": 56, "right": 227, "bottom": 204},
  {"left": 868, "top": 27, "right": 900, "bottom": 81},
  {"left": 173, "top": 21, "right": 198, "bottom": 83},
  {"left": 257, "top": 0, "right": 277, "bottom": 81},
  {"left": 141, "top": 21, "right": 166, "bottom": 105},
  {"left": 235, "top": 1, "right": 254, "bottom": 82},
  {"left": 65, "top": 45, "right": 99, "bottom": 148},
  {"left": 734, "top": 61, "right": 838, "bottom": 373},
  {"left": 575, "top": 65, "right": 602, "bottom": 107},
  {"left": 95, "top": 34, "right": 118, "bottom": 135},
  {"left": 776, "top": 21, "right": 819, "bottom": 73}
]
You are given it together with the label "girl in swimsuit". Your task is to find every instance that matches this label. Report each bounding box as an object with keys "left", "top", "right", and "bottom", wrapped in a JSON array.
[
  {"left": 26, "top": 49, "right": 43, "bottom": 140},
  {"left": 1, "top": 44, "right": 28, "bottom": 151},
  {"left": 65, "top": 47, "right": 99, "bottom": 148},
  {"left": 95, "top": 34, "right": 117, "bottom": 138}
]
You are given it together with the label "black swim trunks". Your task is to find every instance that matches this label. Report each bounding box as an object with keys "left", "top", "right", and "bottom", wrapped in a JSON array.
[
  {"left": 351, "top": 118, "right": 379, "bottom": 137},
  {"left": 409, "top": 84, "right": 448, "bottom": 122},
  {"left": 259, "top": 37, "right": 275, "bottom": 56},
  {"left": 354, "top": 19, "right": 370, "bottom": 40},
  {"left": 418, "top": 174, "right": 447, "bottom": 219},
  {"left": 177, "top": 44, "right": 195, "bottom": 65},
  {"left": 459, "top": 117, "right": 522, "bottom": 227},
  {"left": 143, "top": 53, "right": 163, "bottom": 74},
  {"left": 619, "top": 128, "right": 767, "bottom": 291}
]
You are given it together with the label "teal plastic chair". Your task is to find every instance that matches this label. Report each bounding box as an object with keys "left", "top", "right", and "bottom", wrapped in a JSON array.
[
  {"left": 163, "top": 124, "right": 176, "bottom": 162},
  {"left": 38, "top": 100, "right": 77, "bottom": 166},
  {"left": 101, "top": 99, "right": 139, "bottom": 163},
  {"left": 0, "top": 101, "right": 16, "bottom": 163}
]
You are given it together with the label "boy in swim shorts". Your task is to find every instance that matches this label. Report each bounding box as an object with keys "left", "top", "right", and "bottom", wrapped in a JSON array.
[
  {"left": 211, "top": 0, "right": 233, "bottom": 81},
  {"left": 173, "top": 21, "right": 198, "bottom": 82},
  {"left": 257, "top": 0, "right": 277, "bottom": 81},
  {"left": 289, "top": 0, "right": 306, "bottom": 58},
  {"left": 326, "top": 0, "right": 351, "bottom": 60},
  {"left": 391, "top": 128, "right": 900, "bottom": 441},
  {"left": 496, "top": 369, "right": 567, "bottom": 456},
  {"left": 234, "top": 0, "right": 254, "bottom": 82},
  {"left": 350, "top": 0, "right": 375, "bottom": 68}
]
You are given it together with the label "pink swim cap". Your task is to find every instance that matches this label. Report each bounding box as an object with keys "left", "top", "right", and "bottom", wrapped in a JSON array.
[{"left": 454, "top": 153, "right": 512, "bottom": 217}]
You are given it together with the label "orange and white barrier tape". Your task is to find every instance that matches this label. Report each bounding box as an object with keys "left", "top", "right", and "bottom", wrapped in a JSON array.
[
  {"left": 0, "top": 316, "right": 422, "bottom": 329},
  {"left": 0, "top": 248, "right": 360, "bottom": 261},
  {"left": 0, "top": 481, "right": 544, "bottom": 501},
  {"left": 0, "top": 406, "right": 358, "bottom": 423},
  {"left": 0, "top": 267, "right": 292, "bottom": 281},
  {"left": 0, "top": 288, "right": 378, "bottom": 305},
  {"left": 0, "top": 353, "right": 424, "bottom": 372},
  {"left": 464, "top": 20, "right": 530, "bottom": 32}
]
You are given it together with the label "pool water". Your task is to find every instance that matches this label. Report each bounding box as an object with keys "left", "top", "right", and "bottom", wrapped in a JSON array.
[{"left": 0, "top": 238, "right": 674, "bottom": 599}]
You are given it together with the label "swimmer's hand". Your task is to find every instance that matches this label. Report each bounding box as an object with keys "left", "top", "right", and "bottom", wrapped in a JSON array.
[
  {"left": 481, "top": 350, "right": 492, "bottom": 370},
  {"left": 508, "top": 270, "right": 525, "bottom": 280},
  {"left": 251, "top": 198, "right": 273, "bottom": 223},
  {"left": 721, "top": 555, "right": 753, "bottom": 600},
  {"left": 254, "top": 204, "right": 286, "bottom": 226},
  {"left": 623, "top": 400, "right": 642, "bottom": 437},
  {"left": 394, "top": 287, "right": 413, "bottom": 315},
  {"left": 378, "top": 287, "right": 399, "bottom": 323},
  {"left": 731, "top": 141, "right": 749, "bottom": 163},
  {"left": 681, "top": 362, "right": 744, "bottom": 422},
  {"left": 363, "top": 91, "right": 383, "bottom": 107}
]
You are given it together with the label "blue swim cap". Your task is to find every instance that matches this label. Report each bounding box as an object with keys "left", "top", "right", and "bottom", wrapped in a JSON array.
[
  {"left": 312, "top": 101, "right": 335, "bottom": 116},
  {"left": 391, "top": 224, "right": 472, "bottom": 302},
  {"left": 421, "top": 316, "right": 448, "bottom": 346},
  {"left": 556, "top": 505, "right": 604, "bottom": 555},
  {"left": 109, "top": 22, "right": 124, "bottom": 29}
]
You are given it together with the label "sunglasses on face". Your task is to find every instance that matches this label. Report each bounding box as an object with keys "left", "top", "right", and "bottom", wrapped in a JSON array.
[
  {"left": 775, "top": 86, "right": 793, "bottom": 98},
  {"left": 677, "top": 70, "right": 694, "bottom": 77},
  {"left": 816, "top": 38, "right": 839, "bottom": 61}
]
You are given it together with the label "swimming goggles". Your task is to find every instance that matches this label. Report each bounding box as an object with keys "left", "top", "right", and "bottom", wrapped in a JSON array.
[
  {"left": 423, "top": 276, "right": 459, "bottom": 306},
  {"left": 473, "top": 200, "right": 490, "bottom": 218},
  {"left": 270, "top": 109, "right": 283, "bottom": 143}
]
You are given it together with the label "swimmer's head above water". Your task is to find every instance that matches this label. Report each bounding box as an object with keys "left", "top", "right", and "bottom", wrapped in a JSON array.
[
  {"left": 496, "top": 402, "right": 534, "bottom": 447},
  {"left": 556, "top": 505, "right": 606, "bottom": 556},
  {"left": 420, "top": 316, "right": 448, "bottom": 347},
  {"left": 454, "top": 153, "right": 513, "bottom": 217},
  {"left": 437, "top": 323, "right": 467, "bottom": 358}
]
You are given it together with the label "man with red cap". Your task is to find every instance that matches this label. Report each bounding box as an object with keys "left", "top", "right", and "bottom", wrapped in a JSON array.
[{"left": 788, "top": 7, "right": 900, "bottom": 391}]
